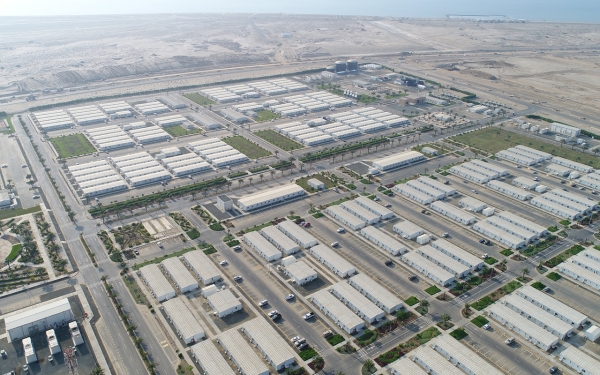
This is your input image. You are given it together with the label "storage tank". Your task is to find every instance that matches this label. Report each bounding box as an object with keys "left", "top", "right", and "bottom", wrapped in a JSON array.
[
  {"left": 347, "top": 59, "right": 359, "bottom": 72},
  {"left": 334, "top": 61, "right": 347, "bottom": 73}
]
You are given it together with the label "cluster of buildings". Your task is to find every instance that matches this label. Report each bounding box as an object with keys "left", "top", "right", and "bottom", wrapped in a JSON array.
[
  {"left": 198, "top": 78, "right": 309, "bottom": 103},
  {"left": 127, "top": 123, "right": 173, "bottom": 145},
  {"left": 158, "top": 147, "right": 212, "bottom": 177},
  {"left": 530, "top": 189, "right": 596, "bottom": 220},
  {"left": 474, "top": 210, "right": 548, "bottom": 249},
  {"left": 134, "top": 101, "right": 171, "bottom": 115},
  {"left": 109, "top": 151, "right": 172, "bottom": 187},
  {"left": 67, "top": 159, "right": 128, "bottom": 197},
  {"left": 372, "top": 151, "right": 426, "bottom": 172},
  {"left": 187, "top": 137, "right": 249, "bottom": 166},
  {"left": 274, "top": 121, "right": 334, "bottom": 146},
  {"left": 558, "top": 247, "right": 600, "bottom": 291},
  {"left": 265, "top": 91, "right": 354, "bottom": 117},
  {"left": 84, "top": 124, "right": 136, "bottom": 151},
  {"left": 325, "top": 196, "right": 394, "bottom": 230},
  {"left": 237, "top": 184, "right": 306, "bottom": 212},
  {"left": 450, "top": 159, "right": 508, "bottom": 184},
  {"left": 328, "top": 107, "right": 411, "bottom": 132},
  {"left": 393, "top": 175, "right": 457, "bottom": 205},
  {"left": 496, "top": 145, "right": 551, "bottom": 166},
  {"left": 67, "top": 105, "right": 109, "bottom": 125}
]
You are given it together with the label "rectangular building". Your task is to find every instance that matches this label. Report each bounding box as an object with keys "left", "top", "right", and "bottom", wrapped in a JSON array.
[
  {"left": 469, "top": 159, "right": 509, "bottom": 176},
  {"left": 459, "top": 196, "right": 487, "bottom": 213},
  {"left": 139, "top": 264, "right": 176, "bottom": 302},
  {"left": 559, "top": 346, "right": 600, "bottom": 375},
  {"left": 430, "top": 239, "right": 484, "bottom": 271},
  {"left": 393, "top": 184, "right": 435, "bottom": 205},
  {"left": 207, "top": 289, "right": 242, "bottom": 318},
  {"left": 330, "top": 282, "right": 385, "bottom": 323},
  {"left": 325, "top": 205, "right": 367, "bottom": 230},
  {"left": 410, "top": 346, "right": 465, "bottom": 374},
  {"left": 501, "top": 294, "right": 573, "bottom": 339},
  {"left": 260, "top": 226, "right": 300, "bottom": 255},
  {"left": 388, "top": 356, "right": 428, "bottom": 375},
  {"left": 450, "top": 164, "right": 490, "bottom": 184},
  {"left": 360, "top": 226, "right": 407, "bottom": 256},
  {"left": 558, "top": 261, "right": 600, "bottom": 291},
  {"left": 485, "top": 216, "right": 538, "bottom": 243},
  {"left": 513, "top": 145, "right": 552, "bottom": 160},
  {"left": 513, "top": 176, "right": 539, "bottom": 190},
  {"left": 190, "top": 340, "right": 236, "bottom": 375},
  {"left": 416, "top": 245, "right": 471, "bottom": 278},
  {"left": 516, "top": 285, "right": 587, "bottom": 327},
  {"left": 348, "top": 273, "right": 402, "bottom": 314},
  {"left": 340, "top": 201, "right": 381, "bottom": 224},
  {"left": 6, "top": 299, "right": 73, "bottom": 343},
  {"left": 530, "top": 195, "right": 581, "bottom": 220},
  {"left": 430, "top": 334, "right": 505, "bottom": 375},
  {"left": 393, "top": 220, "right": 424, "bottom": 240},
  {"left": 162, "top": 297, "right": 205, "bottom": 344},
  {"left": 285, "top": 261, "right": 318, "bottom": 285},
  {"left": 495, "top": 211, "right": 548, "bottom": 237},
  {"left": 473, "top": 221, "right": 526, "bottom": 249},
  {"left": 401, "top": 251, "right": 455, "bottom": 286},
  {"left": 243, "top": 231, "right": 282, "bottom": 262},
  {"left": 238, "top": 184, "right": 305, "bottom": 211},
  {"left": 487, "top": 180, "right": 533, "bottom": 201},
  {"left": 551, "top": 123, "right": 581, "bottom": 137},
  {"left": 217, "top": 329, "right": 270, "bottom": 375},
  {"left": 310, "top": 289, "right": 364, "bottom": 334},
  {"left": 406, "top": 180, "right": 446, "bottom": 201},
  {"left": 241, "top": 318, "right": 296, "bottom": 371},
  {"left": 277, "top": 220, "right": 317, "bottom": 248},
  {"left": 546, "top": 163, "right": 572, "bottom": 177},
  {"left": 309, "top": 244, "right": 356, "bottom": 277},
  {"left": 161, "top": 257, "right": 199, "bottom": 293},
  {"left": 372, "top": 151, "right": 426, "bottom": 171},
  {"left": 430, "top": 201, "right": 476, "bottom": 225},
  {"left": 353, "top": 196, "right": 395, "bottom": 219},
  {"left": 416, "top": 176, "right": 457, "bottom": 196}
]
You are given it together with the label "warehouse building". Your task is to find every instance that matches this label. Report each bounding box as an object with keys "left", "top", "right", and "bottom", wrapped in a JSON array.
[
  {"left": 340, "top": 200, "right": 380, "bottom": 224},
  {"left": 388, "top": 356, "right": 428, "bottom": 375},
  {"left": 31, "top": 109, "right": 76, "bottom": 131},
  {"left": 551, "top": 123, "right": 581, "bottom": 137},
  {"left": 277, "top": 220, "right": 317, "bottom": 248},
  {"left": 410, "top": 345, "right": 465, "bottom": 374},
  {"left": 162, "top": 297, "right": 205, "bottom": 344},
  {"left": 188, "top": 113, "right": 221, "bottom": 129},
  {"left": 353, "top": 196, "right": 394, "bottom": 219},
  {"left": 217, "top": 329, "right": 269, "bottom": 375},
  {"left": 416, "top": 176, "right": 457, "bottom": 196},
  {"left": 401, "top": 251, "right": 455, "bottom": 286},
  {"left": 285, "top": 260, "right": 317, "bottom": 285},
  {"left": 372, "top": 151, "right": 425, "bottom": 171},
  {"left": 430, "top": 239, "right": 484, "bottom": 271},
  {"left": 237, "top": 184, "right": 305, "bottom": 211},
  {"left": 161, "top": 257, "right": 199, "bottom": 294},
  {"left": 501, "top": 294, "right": 573, "bottom": 339},
  {"left": 485, "top": 216, "right": 538, "bottom": 243},
  {"left": 460, "top": 162, "right": 500, "bottom": 179},
  {"left": 495, "top": 211, "right": 548, "bottom": 237},
  {"left": 496, "top": 149, "right": 538, "bottom": 166},
  {"left": 220, "top": 108, "right": 249, "bottom": 123},
  {"left": 139, "top": 264, "right": 176, "bottom": 302},
  {"left": 99, "top": 101, "right": 134, "bottom": 114},
  {"left": 326, "top": 205, "right": 367, "bottom": 230},
  {"left": 360, "top": 226, "right": 407, "bottom": 255},
  {"left": 459, "top": 196, "right": 487, "bottom": 213},
  {"left": 487, "top": 180, "right": 533, "bottom": 201},
  {"left": 517, "top": 285, "right": 588, "bottom": 327},
  {"left": 488, "top": 304, "right": 559, "bottom": 351},
  {"left": 430, "top": 334, "right": 505, "bottom": 375},
  {"left": 207, "top": 289, "right": 242, "bottom": 318},
  {"left": 260, "top": 226, "right": 300, "bottom": 255},
  {"left": 121, "top": 121, "right": 148, "bottom": 131},
  {"left": 558, "top": 261, "right": 600, "bottom": 291},
  {"left": 393, "top": 184, "right": 435, "bottom": 205},
  {"left": 181, "top": 250, "right": 221, "bottom": 285},
  {"left": 111, "top": 151, "right": 172, "bottom": 187},
  {"left": 330, "top": 281, "right": 385, "bottom": 323},
  {"left": 5, "top": 299, "right": 74, "bottom": 343},
  {"left": 406, "top": 180, "right": 446, "bottom": 201},
  {"left": 469, "top": 159, "right": 509, "bottom": 176},
  {"left": 393, "top": 220, "right": 425, "bottom": 240},
  {"left": 154, "top": 114, "right": 187, "bottom": 127},
  {"left": 548, "top": 189, "right": 597, "bottom": 210},
  {"left": 162, "top": 155, "right": 211, "bottom": 177},
  {"left": 159, "top": 95, "right": 186, "bottom": 109},
  {"left": 243, "top": 231, "right": 282, "bottom": 262},
  {"left": 473, "top": 221, "right": 526, "bottom": 249},
  {"left": 86, "top": 125, "right": 135, "bottom": 151},
  {"left": 128, "top": 125, "right": 172, "bottom": 144},
  {"left": 135, "top": 101, "right": 171, "bottom": 115},
  {"left": 190, "top": 340, "right": 236, "bottom": 375},
  {"left": 546, "top": 163, "right": 572, "bottom": 177},
  {"left": 416, "top": 245, "right": 471, "bottom": 278},
  {"left": 559, "top": 346, "right": 600, "bottom": 375},
  {"left": 530, "top": 195, "right": 581, "bottom": 220},
  {"left": 241, "top": 319, "right": 296, "bottom": 371},
  {"left": 513, "top": 176, "right": 539, "bottom": 190},
  {"left": 348, "top": 273, "right": 403, "bottom": 314},
  {"left": 513, "top": 145, "right": 552, "bottom": 160},
  {"left": 430, "top": 201, "right": 476, "bottom": 225},
  {"left": 310, "top": 289, "right": 365, "bottom": 334},
  {"left": 450, "top": 164, "right": 490, "bottom": 183},
  {"left": 309, "top": 244, "right": 356, "bottom": 277},
  {"left": 68, "top": 105, "right": 108, "bottom": 125},
  {"left": 578, "top": 173, "right": 600, "bottom": 190}
]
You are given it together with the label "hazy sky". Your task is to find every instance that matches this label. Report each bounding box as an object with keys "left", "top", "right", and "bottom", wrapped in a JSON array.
[{"left": 1, "top": 0, "right": 599, "bottom": 22}]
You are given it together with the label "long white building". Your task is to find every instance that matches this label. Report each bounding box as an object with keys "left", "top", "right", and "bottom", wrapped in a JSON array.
[
  {"left": 207, "top": 289, "right": 243, "bottom": 318},
  {"left": 469, "top": 159, "right": 509, "bottom": 176},
  {"left": 326, "top": 205, "right": 367, "bottom": 230},
  {"left": 409, "top": 346, "right": 466, "bottom": 375},
  {"left": 516, "top": 285, "right": 588, "bottom": 327},
  {"left": 181, "top": 250, "right": 221, "bottom": 285},
  {"left": 241, "top": 318, "right": 296, "bottom": 371},
  {"left": 530, "top": 195, "right": 584, "bottom": 220},
  {"left": 330, "top": 282, "right": 385, "bottom": 323},
  {"left": 139, "top": 264, "right": 176, "bottom": 302},
  {"left": 559, "top": 346, "right": 600, "bottom": 375},
  {"left": 360, "top": 226, "right": 407, "bottom": 256},
  {"left": 285, "top": 260, "right": 318, "bottom": 285},
  {"left": 393, "top": 184, "right": 435, "bottom": 205},
  {"left": 401, "top": 251, "right": 455, "bottom": 286},
  {"left": 450, "top": 164, "right": 490, "bottom": 183},
  {"left": 430, "top": 334, "right": 505, "bottom": 375},
  {"left": 309, "top": 244, "right": 356, "bottom": 277},
  {"left": 237, "top": 184, "right": 305, "bottom": 211},
  {"left": 162, "top": 297, "right": 205, "bottom": 344},
  {"left": 353, "top": 196, "right": 394, "bottom": 219},
  {"left": 416, "top": 176, "right": 457, "bottom": 196},
  {"left": 311, "top": 289, "right": 365, "bottom": 334},
  {"left": 430, "top": 201, "right": 476, "bottom": 225},
  {"left": 190, "top": 340, "right": 236, "bottom": 375},
  {"left": 393, "top": 220, "right": 424, "bottom": 240},
  {"left": 416, "top": 245, "right": 471, "bottom": 278},
  {"left": 260, "top": 226, "right": 300, "bottom": 255},
  {"left": 429, "top": 239, "right": 484, "bottom": 271},
  {"left": 276, "top": 220, "right": 317, "bottom": 248},
  {"left": 348, "top": 273, "right": 402, "bottom": 314},
  {"left": 161, "top": 257, "right": 199, "bottom": 293},
  {"left": 340, "top": 200, "right": 380, "bottom": 224},
  {"left": 501, "top": 294, "right": 573, "bottom": 339},
  {"left": 372, "top": 151, "right": 426, "bottom": 171},
  {"left": 473, "top": 221, "right": 526, "bottom": 249},
  {"left": 243, "top": 231, "right": 282, "bottom": 262},
  {"left": 495, "top": 211, "right": 548, "bottom": 237},
  {"left": 487, "top": 180, "right": 533, "bottom": 201},
  {"left": 217, "top": 329, "right": 269, "bottom": 375},
  {"left": 558, "top": 261, "right": 600, "bottom": 291},
  {"left": 406, "top": 180, "right": 446, "bottom": 200}
]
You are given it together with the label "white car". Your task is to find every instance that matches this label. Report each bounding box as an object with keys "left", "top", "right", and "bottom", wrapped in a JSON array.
[
  {"left": 233, "top": 275, "right": 242, "bottom": 281},
  {"left": 285, "top": 294, "right": 295, "bottom": 301},
  {"left": 268, "top": 310, "right": 279, "bottom": 317},
  {"left": 331, "top": 242, "right": 339, "bottom": 247},
  {"left": 219, "top": 260, "right": 228, "bottom": 266},
  {"left": 303, "top": 312, "right": 315, "bottom": 320},
  {"left": 1, "top": 164, "right": 7, "bottom": 168},
  {"left": 482, "top": 323, "right": 490, "bottom": 330},
  {"left": 291, "top": 336, "right": 300, "bottom": 343},
  {"left": 258, "top": 300, "right": 268, "bottom": 307},
  {"left": 337, "top": 228, "right": 345, "bottom": 233}
]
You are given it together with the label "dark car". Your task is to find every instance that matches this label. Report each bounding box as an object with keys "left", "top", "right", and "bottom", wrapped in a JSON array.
[
  {"left": 385, "top": 259, "right": 393, "bottom": 266},
  {"left": 409, "top": 275, "right": 418, "bottom": 281}
]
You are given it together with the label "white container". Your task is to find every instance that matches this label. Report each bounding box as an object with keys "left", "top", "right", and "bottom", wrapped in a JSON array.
[
  {"left": 482, "top": 207, "right": 495, "bottom": 217},
  {"left": 535, "top": 185, "right": 547, "bottom": 193},
  {"left": 416, "top": 234, "right": 430, "bottom": 245},
  {"left": 585, "top": 325, "right": 600, "bottom": 341}
]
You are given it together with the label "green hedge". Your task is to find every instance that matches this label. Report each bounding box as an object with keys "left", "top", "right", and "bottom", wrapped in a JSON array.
[
  {"left": 186, "top": 228, "right": 201, "bottom": 240},
  {"left": 300, "top": 137, "right": 389, "bottom": 163},
  {"left": 471, "top": 316, "right": 489, "bottom": 327}
]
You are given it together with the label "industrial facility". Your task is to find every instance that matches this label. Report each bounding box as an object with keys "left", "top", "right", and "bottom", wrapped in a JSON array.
[{"left": 5, "top": 298, "right": 74, "bottom": 342}]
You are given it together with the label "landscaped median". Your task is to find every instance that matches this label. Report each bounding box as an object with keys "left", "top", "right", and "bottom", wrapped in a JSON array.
[
  {"left": 132, "top": 244, "right": 215, "bottom": 270},
  {"left": 470, "top": 280, "right": 522, "bottom": 311},
  {"left": 544, "top": 243, "right": 585, "bottom": 268},
  {"left": 374, "top": 326, "right": 441, "bottom": 367}
]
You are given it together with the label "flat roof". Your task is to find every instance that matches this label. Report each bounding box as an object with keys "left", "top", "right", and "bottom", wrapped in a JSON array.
[
  {"left": 514, "top": 145, "right": 551, "bottom": 159},
  {"left": 242, "top": 318, "right": 296, "bottom": 368},
  {"left": 473, "top": 221, "right": 525, "bottom": 247},
  {"left": 311, "top": 289, "right": 364, "bottom": 329},
  {"left": 330, "top": 281, "right": 384, "bottom": 321},
  {"left": 162, "top": 297, "right": 205, "bottom": 341},
  {"left": 394, "top": 184, "right": 434, "bottom": 203},
  {"left": 207, "top": 289, "right": 242, "bottom": 314},
  {"left": 161, "top": 257, "right": 198, "bottom": 291},
  {"left": 513, "top": 176, "right": 538, "bottom": 186},
  {"left": 430, "top": 239, "right": 483, "bottom": 269},
  {"left": 548, "top": 189, "right": 594, "bottom": 208},
  {"left": 6, "top": 298, "right": 71, "bottom": 332},
  {"left": 340, "top": 201, "right": 380, "bottom": 222},
  {"left": 416, "top": 176, "right": 457, "bottom": 195},
  {"left": 417, "top": 245, "right": 471, "bottom": 275},
  {"left": 238, "top": 184, "right": 305, "bottom": 209},
  {"left": 431, "top": 334, "right": 504, "bottom": 375},
  {"left": 407, "top": 180, "right": 446, "bottom": 198},
  {"left": 285, "top": 260, "right": 317, "bottom": 281},
  {"left": 502, "top": 294, "right": 573, "bottom": 336},
  {"left": 244, "top": 231, "right": 282, "bottom": 259},
  {"left": 546, "top": 163, "right": 571, "bottom": 173},
  {"left": 218, "top": 329, "right": 269, "bottom": 375},
  {"left": 559, "top": 346, "right": 600, "bottom": 374},
  {"left": 485, "top": 216, "right": 537, "bottom": 241},
  {"left": 489, "top": 304, "right": 558, "bottom": 347},
  {"left": 326, "top": 205, "right": 367, "bottom": 228},
  {"left": 260, "top": 226, "right": 299, "bottom": 253},
  {"left": 190, "top": 340, "right": 236, "bottom": 375},
  {"left": 348, "top": 273, "right": 402, "bottom": 312},
  {"left": 139, "top": 264, "right": 175, "bottom": 299},
  {"left": 373, "top": 151, "right": 425, "bottom": 169},
  {"left": 310, "top": 244, "right": 356, "bottom": 275},
  {"left": 459, "top": 196, "right": 486, "bottom": 210},
  {"left": 402, "top": 251, "right": 455, "bottom": 283},
  {"left": 410, "top": 345, "right": 463, "bottom": 375},
  {"left": 430, "top": 201, "right": 476, "bottom": 222},
  {"left": 531, "top": 196, "right": 580, "bottom": 218},
  {"left": 360, "top": 226, "right": 406, "bottom": 253},
  {"left": 388, "top": 356, "right": 428, "bottom": 374},
  {"left": 277, "top": 220, "right": 317, "bottom": 247},
  {"left": 354, "top": 196, "right": 393, "bottom": 217}
]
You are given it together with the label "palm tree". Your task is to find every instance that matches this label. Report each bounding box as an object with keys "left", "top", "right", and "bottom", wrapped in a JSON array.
[
  {"left": 270, "top": 170, "right": 275, "bottom": 180},
  {"left": 363, "top": 359, "right": 375, "bottom": 372},
  {"left": 420, "top": 299, "right": 430, "bottom": 313},
  {"left": 521, "top": 267, "right": 530, "bottom": 280},
  {"left": 237, "top": 179, "right": 244, "bottom": 188},
  {"left": 249, "top": 177, "right": 254, "bottom": 185},
  {"left": 227, "top": 181, "right": 232, "bottom": 190},
  {"left": 275, "top": 150, "right": 279, "bottom": 158},
  {"left": 440, "top": 313, "right": 451, "bottom": 328}
]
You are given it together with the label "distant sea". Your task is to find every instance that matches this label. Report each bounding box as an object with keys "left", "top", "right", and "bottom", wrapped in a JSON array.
[{"left": 3, "top": 0, "right": 600, "bottom": 23}]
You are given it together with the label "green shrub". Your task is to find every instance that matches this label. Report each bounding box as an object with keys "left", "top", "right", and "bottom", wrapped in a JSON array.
[
  {"left": 450, "top": 328, "right": 468, "bottom": 340},
  {"left": 405, "top": 296, "right": 419, "bottom": 306},
  {"left": 327, "top": 334, "right": 344, "bottom": 346},
  {"left": 209, "top": 223, "right": 225, "bottom": 231},
  {"left": 186, "top": 228, "right": 200, "bottom": 240},
  {"left": 471, "top": 316, "right": 489, "bottom": 327},
  {"left": 547, "top": 272, "right": 562, "bottom": 281},
  {"left": 500, "top": 249, "right": 514, "bottom": 256},
  {"left": 484, "top": 257, "right": 498, "bottom": 265},
  {"left": 425, "top": 285, "right": 441, "bottom": 295},
  {"left": 298, "top": 347, "right": 317, "bottom": 360},
  {"left": 471, "top": 296, "right": 494, "bottom": 311},
  {"left": 531, "top": 281, "right": 546, "bottom": 290}
]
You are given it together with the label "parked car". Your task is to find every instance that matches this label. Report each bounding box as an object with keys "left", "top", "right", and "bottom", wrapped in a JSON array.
[
  {"left": 331, "top": 242, "right": 339, "bottom": 247},
  {"left": 481, "top": 253, "right": 488, "bottom": 259},
  {"left": 291, "top": 336, "right": 300, "bottom": 343},
  {"left": 233, "top": 275, "right": 242, "bottom": 282},
  {"left": 297, "top": 342, "right": 308, "bottom": 350},
  {"left": 285, "top": 294, "right": 295, "bottom": 300},
  {"left": 549, "top": 366, "right": 558, "bottom": 374},
  {"left": 443, "top": 232, "right": 449, "bottom": 238},
  {"left": 258, "top": 300, "right": 268, "bottom": 307},
  {"left": 385, "top": 203, "right": 392, "bottom": 208},
  {"left": 268, "top": 310, "right": 279, "bottom": 317},
  {"left": 322, "top": 330, "right": 333, "bottom": 338},
  {"left": 219, "top": 260, "right": 228, "bottom": 266},
  {"left": 542, "top": 287, "right": 551, "bottom": 293},
  {"left": 409, "top": 275, "right": 418, "bottom": 281},
  {"left": 270, "top": 313, "right": 281, "bottom": 321},
  {"left": 303, "top": 312, "right": 315, "bottom": 320},
  {"left": 134, "top": 249, "right": 140, "bottom": 256},
  {"left": 505, "top": 337, "right": 515, "bottom": 345},
  {"left": 482, "top": 323, "right": 490, "bottom": 330},
  {"left": 337, "top": 228, "right": 345, "bottom": 233},
  {"left": 385, "top": 259, "right": 393, "bottom": 266}
]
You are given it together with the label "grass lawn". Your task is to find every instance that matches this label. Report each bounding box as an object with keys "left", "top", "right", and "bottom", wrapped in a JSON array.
[
  {"left": 450, "top": 328, "right": 468, "bottom": 340},
  {"left": 223, "top": 136, "right": 271, "bottom": 159},
  {"left": 500, "top": 249, "right": 514, "bottom": 257},
  {"left": 384, "top": 93, "right": 406, "bottom": 99},
  {"left": 484, "top": 257, "right": 498, "bottom": 265},
  {"left": 50, "top": 133, "right": 96, "bottom": 158},
  {"left": 547, "top": 272, "right": 562, "bottom": 281},
  {"left": 531, "top": 281, "right": 546, "bottom": 290},
  {"left": 254, "top": 129, "right": 304, "bottom": 151},
  {"left": 299, "top": 347, "right": 317, "bottom": 360},
  {"left": 452, "top": 127, "right": 599, "bottom": 168},
  {"left": 327, "top": 334, "right": 344, "bottom": 346},
  {"left": 186, "top": 228, "right": 201, "bottom": 240},
  {"left": 0, "top": 205, "right": 41, "bottom": 220},
  {"left": 0, "top": 112, "right": 14, "bottom": 134},
  {"left": 425, "top": 285, "right": 441, "bottom": 295},
  {"left": 471, "top": 316, "right": 489, "bottom": 327},
  {"left": 503, "top": 280, "right": 522, "bottom": 293},
  {"left": 6, "top": 243, "right": 22, "bottom": 262},
  {"left": 471, "top": 296, "right": 495, "bottom": 311},
  {"left": 405, "top": 296, "right": 419, "bottom": 306},
  {"left": 296, "top": 174, "right": 337, "bottom": 192},
  {"left": 414, "top": 327, "right": 441, "bottom": 344},
  {"left": 132, "top": 246, "right": 196, "bottom": 270},
  {"left": 254, "top": 110, "right": 281, "bottom": 122},
  {"left": 183, "top": 93, "right": 215, "bottom": 106},
  {"left": 123, "top": 275, "right": 150, "bottom": 305},
  {"left": 163, "top": 125, "right": 202, "bottom": 137}
]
